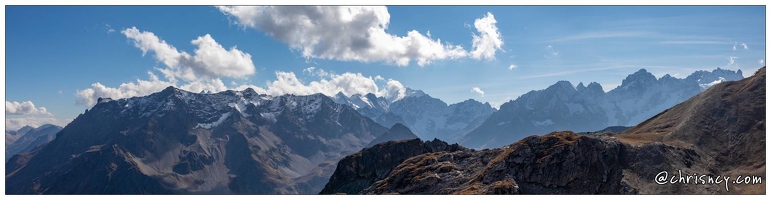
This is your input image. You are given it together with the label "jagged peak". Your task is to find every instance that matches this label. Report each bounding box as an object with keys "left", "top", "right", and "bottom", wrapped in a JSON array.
[
  {"left": 576, "top": 82, "right": 586, "bottom": 89},
  {"left": 586, "top": 81, "right": 603, "bottom": 90}
]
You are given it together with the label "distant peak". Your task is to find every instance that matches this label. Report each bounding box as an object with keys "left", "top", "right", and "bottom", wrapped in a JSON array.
[
  {"left": 548, "top": 80, "right": 574, "bottom": 91},
  {"left": 586, "top": 82, "right": 604, "bottom": 93},
  {"left": 621, "top": 69, "right": 656, "bottom": 86},
  {"left": 576, "top": 82, "right": 587, "bottom": 92},
  {"left": 405, "top": 88, "right": 426, "bottom": 98},
  {"left": 390, "top": 123, "right": 410, "bottom": 131},
  {"left": 243, "top": 87, "right": 257, "bottom": 94},
  {"left": 162, "top": 86, "right": 178, "bottom": 92}
]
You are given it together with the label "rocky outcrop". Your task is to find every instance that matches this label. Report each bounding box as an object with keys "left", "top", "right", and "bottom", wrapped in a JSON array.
[
  {"left": 319, "top": 138, "right": 466, "bottom": 194},
  {"left": 357, "top": 132, "right": 628, "bottom": 194}
]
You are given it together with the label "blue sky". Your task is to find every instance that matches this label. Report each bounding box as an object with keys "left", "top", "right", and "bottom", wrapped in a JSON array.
[{"left": 4, "top": 6, "right": 766, "bottom": 130}]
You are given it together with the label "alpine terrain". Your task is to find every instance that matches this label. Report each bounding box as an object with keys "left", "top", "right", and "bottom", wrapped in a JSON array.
[
  {"left": 462, "top": 68, "right": 744, "bottom": 149},
  {"left": 321, "top": 67, "right": 765, "bottom": 194},
  {"left": 6, "top": 87, "right": 389, "bottom": 194}
]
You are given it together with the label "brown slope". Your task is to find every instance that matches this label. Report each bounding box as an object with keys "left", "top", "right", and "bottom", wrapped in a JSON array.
[{"left": 616, "top": 66, "right": 765, "bottom": 194}]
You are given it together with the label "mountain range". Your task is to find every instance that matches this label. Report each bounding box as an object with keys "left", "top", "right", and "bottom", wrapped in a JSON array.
[
  {"left": 4, "top": 67, "right": 756, "bottom": 194},
  {"left": 331, "top": 88, "right": 496, "bottom": 143},
  {"left": 321, "top": 67, "right": 765, "bottom": 194},
  {"left": 461, "top": 68, "right": 744, "bottom": 148},
  {"left": 6, "top": 87, "right": 388, "bottom": 194},
  {"left": 5, "top": 124, "right": 63, "bottom": 162}
]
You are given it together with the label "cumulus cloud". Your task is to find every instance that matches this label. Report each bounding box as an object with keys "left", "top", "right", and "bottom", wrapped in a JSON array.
[
  {"left": 217, "top": 6, "right": 504, "bottom": 66},
  {"left": 374, "top": 75, "right": 385, "bottom": 81},
  {"left": 471, "top": 87, "right": 485, "bottom": 97},
  {"left": 383, "top": 79, "right": 407, "bottom": 102},
  {"left": 75, "top": 72, "right": 231, "bottom": 107},
  {"left": 508, "top": 64, "right": 517, "bottom": 70},
  {"left": 6, "top": 101, "right": 53, "bottom": 116},
  {"left": 76, "top": 28, "right": 256, "bottom": 107},
  {"left": 122, "top": 27, "right": 255, "bottom": 82},
  {"left": 470, "top": 12, "right": 504, "bottom": 60},
  {"left": 733, "top": 42, "right": 737, "bottom": 51},
  {"left": 741, "top": 43, "right": 749, "bottom": 50},
  {"left": 5, "top": 117, "right": 72, "bottom": 131},
  {"left": 759, "top": 59, "right": 764, "bottom": 66},
  {"left": 238, "top": 68, "right": 407, "bottom": 101}
]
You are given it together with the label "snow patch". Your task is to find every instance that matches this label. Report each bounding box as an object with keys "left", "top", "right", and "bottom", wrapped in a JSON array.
[
  {"left": 196, "top": 112, "right": 231, "bottom": 129},
  {"left": 260, "top": 112, "right": 279, "bottom": 123},
  {"left": 228, "top": 101, "right": 251, "bottom": 117}
]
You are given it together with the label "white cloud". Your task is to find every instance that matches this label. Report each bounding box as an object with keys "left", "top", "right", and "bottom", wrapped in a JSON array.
[
  {"left": 733, "top": 42, "right": 737, "bottom": 51},
  {"left": 238, "top": 68, "right": 408, "bottom": 101},
  {"left": 471, "top": 87, "right": 485, "bottom": 97},
  {"left": 741, "top": 43, "right": 749, "bottom": 50},
  {"left": 759, "top": 59, "right": 764, "bottom": 66},
  {"left": 6, "top": 101, "right": 53, "bottom": 116},
  {"left": 728, "top": 56, "right": 738, "bottom": 66},
  {"left": 508, "top": 64, "right": 517, "bottom": 70},
  {"left": 76, "top": 28, "right": 257, "bottom": 108},
  {"left": 383, "top": 79, "right": 407, "bottom": 102},
  {"left": 374, "top": 75, "right": 385, "bottom": 81},
  {"left": 58, "top": 90, "right": 63, "bottom": 95},
  {"left": 302, "top": 66, "right": 330, "bottom": 77},
  {"left": 106, "top": 24, "right": 115, "bottom": 33},
  {"left": 470, "top": 12, "right": 504, "bottom": 60},
  {"left": 217, "top": 6, "right": 503, "bottom": 66},
  {"left": 5, "top": 117, "right": 72, "bottom": 131},
  {"left": 303, "top": 66, "right": 316, "bottom": 74},
  {"left": 77, "top": 26, "right": 411, "bottom": 109},
  {"left": 544, "top": 45, "right": 559, "bottom": 58},
  {"left": 121, "top": 27, "right": 255, "bottom": 81},
  {"left": 75, "top": 72, "right": 232, "bottom": 107}
]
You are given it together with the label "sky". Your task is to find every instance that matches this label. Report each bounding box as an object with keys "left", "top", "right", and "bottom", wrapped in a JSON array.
[{"left": 3, "top": 5, "right": 767, "bottom": 131}]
